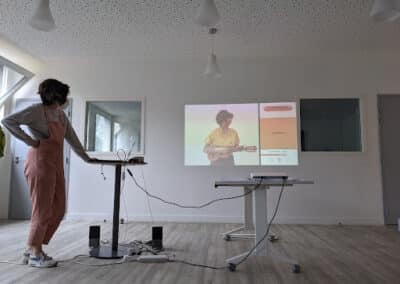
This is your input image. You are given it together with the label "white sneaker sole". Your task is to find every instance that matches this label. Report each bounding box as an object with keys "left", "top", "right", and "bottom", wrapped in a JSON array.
[{"left": 28, "top": 261, "right": 58, "bottom": 268}]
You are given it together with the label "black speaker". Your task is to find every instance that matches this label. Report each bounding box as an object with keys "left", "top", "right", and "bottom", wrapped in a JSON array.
[
  {"left": 152, "top": 226, "right": 163, "bottom": 250},
  {"left": 89, "top": 225, "right": 100, "bottom": 248}
]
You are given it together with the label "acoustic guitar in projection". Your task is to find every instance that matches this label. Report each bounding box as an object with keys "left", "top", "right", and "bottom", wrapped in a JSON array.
[{"left": 207, "top": 145, "right": 258, "bottom": 162}]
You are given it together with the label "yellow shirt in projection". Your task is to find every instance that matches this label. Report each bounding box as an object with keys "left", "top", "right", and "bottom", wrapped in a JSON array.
[{"left": 205, "top": 128, "right": 240, "bottom": 147}]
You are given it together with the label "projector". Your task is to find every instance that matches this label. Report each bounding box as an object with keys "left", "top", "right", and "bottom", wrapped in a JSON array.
[{"left": 250, "top": 172, "right": 288, "bottom": 179}]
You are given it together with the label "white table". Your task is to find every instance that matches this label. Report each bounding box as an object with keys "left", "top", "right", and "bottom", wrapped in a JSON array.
[{"left": 215, "top": 177, "right": 313, "bottom": 272}]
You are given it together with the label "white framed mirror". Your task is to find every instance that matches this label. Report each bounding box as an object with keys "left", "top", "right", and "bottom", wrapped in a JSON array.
[{"left": 84, "top": 99, "right": 145, "bottom": 159}]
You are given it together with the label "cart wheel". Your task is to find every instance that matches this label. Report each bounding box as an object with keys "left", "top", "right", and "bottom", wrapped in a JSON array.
[
  {"left": 292, "top": 264, "right": 301, "bottom": 273},
  {"left": 224, "top": 235, "right": 231, "bottom": 241},
  {"left": 268, "top": 235, "right": 278, "bottom": 242},
  {"left": 228, "top": 263, "right": 236, "bottom": 272}
]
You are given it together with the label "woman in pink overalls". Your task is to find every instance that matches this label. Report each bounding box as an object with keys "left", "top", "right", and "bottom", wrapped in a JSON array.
[{"left": 2, "top": 79, "right": 95, "bottom": 268}]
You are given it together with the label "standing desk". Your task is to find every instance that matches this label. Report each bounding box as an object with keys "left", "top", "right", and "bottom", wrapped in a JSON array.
[
  {"left": 215, "top": 177, "right": 313, "bottom": 272},
  {"left": 89, "top": 158, "right": 146, "bottom": 259}
]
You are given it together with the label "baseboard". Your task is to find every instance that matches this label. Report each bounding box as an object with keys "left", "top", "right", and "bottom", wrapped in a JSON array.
[
  {"left": 66, "top": 213, "right": 244, "bottom": 223},
  {"left": 273, "top": 216, "right": 384, "bottom": 225},
  {"left": 66, "top": 213, "right": 383, "bottom": 225}
]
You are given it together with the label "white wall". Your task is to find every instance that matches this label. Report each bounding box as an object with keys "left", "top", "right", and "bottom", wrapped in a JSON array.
[
  {"left": 0, "top": 80, "right": 38, "bottom": 219},
  {"left": 0, "top": 35, "right": 43, "bottom": 75},
  {"left": 8, "top": 52, "right": 400, "bottom": 224},
  {"left": 0, "top": 35, "right": 43, "bottom": 219}
]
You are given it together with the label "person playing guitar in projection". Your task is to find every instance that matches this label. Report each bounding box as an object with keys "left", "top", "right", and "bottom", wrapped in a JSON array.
[{"left": 203, "top": 110, "right": 257, "bottom": 166}]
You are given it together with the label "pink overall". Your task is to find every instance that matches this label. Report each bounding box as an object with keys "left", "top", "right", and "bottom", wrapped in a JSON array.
[{"left": 24, "top": 110, "right": 65, "bottom": 247}]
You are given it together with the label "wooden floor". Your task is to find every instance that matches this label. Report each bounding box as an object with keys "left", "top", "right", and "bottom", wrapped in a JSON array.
[{"left": 0, "top": 221, "right": 399, "bottom": 284}]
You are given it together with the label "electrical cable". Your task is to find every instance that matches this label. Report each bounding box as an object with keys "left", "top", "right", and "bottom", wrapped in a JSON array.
[
  {"left": 116, "top": 149, "right": 127, "bottom": 161},
  {"left": 140, "top": 168, "right": 155, "bottom": 225},
  {"left": 169, "top": 183, "right": 286, "bottom": 270},
  {"left": 57, "top": 254, "right": 91, "bottom": 263},
  {"left": 123, "top": 171, "right": 288, "bottom": 270},
  {"left": 119, "top": 240, "right": 158, "bottom": 255},
  {"left": 235, "top": 184, "right": 285, "bottom": 267},
  {"left": 169, "top": 259, "right": 226, "bottom": 270},
  {"left": 100, "top": 164, "right": 106, "bottom": 180},
  {"left": 116, "top": 150, "right": 132, "bottom": 243},
  {"left": 0, "top": 183, "right": 285, "bottom": 271},
  {"left": 126, "top": 168, "right": 258, "bottom": 209},
  {"left": 90, "top": 149, "right": 288, "bottom": 271},
  {"left": 121, "top": 166, "right": 129, "bottom": 243},
  {"left": 126, "top": 136, "right": 136, "bottom": 161},
  {"left": 71, "top": 255, "right": 128, "bottom": 267},
  {"left": 98, "top": 147, "right": 130, "bottom": 180},
  {"left": 94, "top": 150, "right": 133, "bottom": 247}
]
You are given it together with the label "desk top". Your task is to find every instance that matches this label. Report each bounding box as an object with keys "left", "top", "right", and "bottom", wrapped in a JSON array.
[
  {"left": 89, "top": 157, "right": 147, "bottom": 165},
  {"left": 215, "top": 178, "right": 314, "bottom": 188}
]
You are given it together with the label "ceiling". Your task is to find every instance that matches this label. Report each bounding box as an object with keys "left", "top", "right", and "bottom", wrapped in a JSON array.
[{"left": 1, "top": 0, "right": 400, "bottom": 60}]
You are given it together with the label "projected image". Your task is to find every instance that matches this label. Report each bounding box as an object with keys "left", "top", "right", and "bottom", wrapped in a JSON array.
[
  {"left": 185, "top": 104, "right": 259, "bottom": 166},
  {"left": 259, "top": 102, "right": 298, "bottom": 165}
]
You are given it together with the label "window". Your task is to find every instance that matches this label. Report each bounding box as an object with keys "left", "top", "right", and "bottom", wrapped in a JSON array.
[
  {"left": 85, "top": 100, "right": 144, "bottom": 156},
  {"left": 300, "top": 98, "right": 362, "bottom": 152},
  {"left": 0, "top": 56, "right": 33, "bottom": 120},
  {"left": 95, "top": 113, "right": 111, "bottom": 152},
  {"left": 0, "top": 105, "right": 4, "bottom": 121},
  {"left": 113, "top": 122, "right": 122, "bottom": 151}
]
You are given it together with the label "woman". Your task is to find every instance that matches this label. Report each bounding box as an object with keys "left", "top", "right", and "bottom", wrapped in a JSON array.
[
  {"left": 0, "top": 126, "right": 5, "bottom": 158},
  {"left": 2, "top": 79, "right": 95, "bottom": 268},
  {"left": 203, "top": 110, "right": 243, "bottom": 166}
]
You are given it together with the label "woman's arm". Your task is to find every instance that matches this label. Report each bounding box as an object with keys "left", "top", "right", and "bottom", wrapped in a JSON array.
[
  {"left": 63, "top": 113, "right": 91, "bottom": 162},
  {"left": 1, "top": 105, "right": 40, "bottom": 147},
  {"left": 0, "top": 127, "right": 5, "bottom": 157}
]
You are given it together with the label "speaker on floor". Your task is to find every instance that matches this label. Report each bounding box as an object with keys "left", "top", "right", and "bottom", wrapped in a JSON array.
[
  {"left": 152, "top": 226, "right": 163, "bottom": 250},
  {"left": 89, "top": 225, "right": 100, "bottom": 248}
]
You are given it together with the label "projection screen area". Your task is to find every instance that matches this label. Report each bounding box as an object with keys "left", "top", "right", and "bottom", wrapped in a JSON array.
[{"left": 185, "top": 102, "right": 298, "bottom": 166}]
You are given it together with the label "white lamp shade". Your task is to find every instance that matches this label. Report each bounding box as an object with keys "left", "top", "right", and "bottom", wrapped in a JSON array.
[
  {"left": 195, "top": 0, "right": 220, "bottom": 27},
  {"left": 204, "top": 53, "right": 222, "bottom": 78},
  {"left": 29, "top": 0, "right": 55, "bottom": 31},
  {"left": 370, "top": 0, "right": 400, "bottom": 22}
]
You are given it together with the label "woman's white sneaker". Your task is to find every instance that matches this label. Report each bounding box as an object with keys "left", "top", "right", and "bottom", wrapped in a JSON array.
[
  {"left": 28, "top": 253, "right": 57, "bottom": 268},
  {"left": 21, "top": 249, "right": 31, "bottom": 265}
]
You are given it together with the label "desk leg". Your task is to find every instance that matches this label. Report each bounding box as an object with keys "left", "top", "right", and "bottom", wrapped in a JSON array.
[
  {"left": 222, "top": 187, "right": 255, "bottom": 240},
  {"left": 254, "top": 187, "right": 268, "bottom": 256},
  {"left": 90, "top": 164, "right": 128, "bottom": 259},
  {"left": 226, "top": 186, "right": 300, "bottom": 273},
  {"left": 244, "top": 186, "right": 254, "bottom": 229},
  {"left": 226, "top": 187, "right": 267, "bottom": 264},
  {"left": 112, "top": 164, "right": 122, "bottom": 251}
]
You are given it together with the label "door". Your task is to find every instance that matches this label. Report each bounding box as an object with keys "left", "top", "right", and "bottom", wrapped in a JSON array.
[
  {"left": 8, "top": 98, "right": 72, "bottom": 219},
  {"left": 378, "top": 95, "right": 400, "bottom": 225}
]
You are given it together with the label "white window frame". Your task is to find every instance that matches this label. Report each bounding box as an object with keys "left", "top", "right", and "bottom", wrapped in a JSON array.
[
  {"left": 0, "top": 56, "right": 34, "bottom": 107},
  {"left": 83, "top": 97, "right": 146, "bottom": 159}
]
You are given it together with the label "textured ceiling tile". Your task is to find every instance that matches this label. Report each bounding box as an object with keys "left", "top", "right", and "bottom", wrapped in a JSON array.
[{"left": 0, "top": 0, "right": 399, "bottom": 60}]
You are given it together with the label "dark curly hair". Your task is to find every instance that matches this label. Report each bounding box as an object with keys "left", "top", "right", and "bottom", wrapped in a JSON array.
[
  {"left": 38, "top": 79, "right": 70, "bottom": 106},
  {"left": 216, "top": 110, "right": 233, "bottom": 126}
]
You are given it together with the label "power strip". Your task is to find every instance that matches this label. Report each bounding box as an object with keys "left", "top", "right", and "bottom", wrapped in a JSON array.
[{"left": 137, "top": 255, "right": 169, "bottom": 263}]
